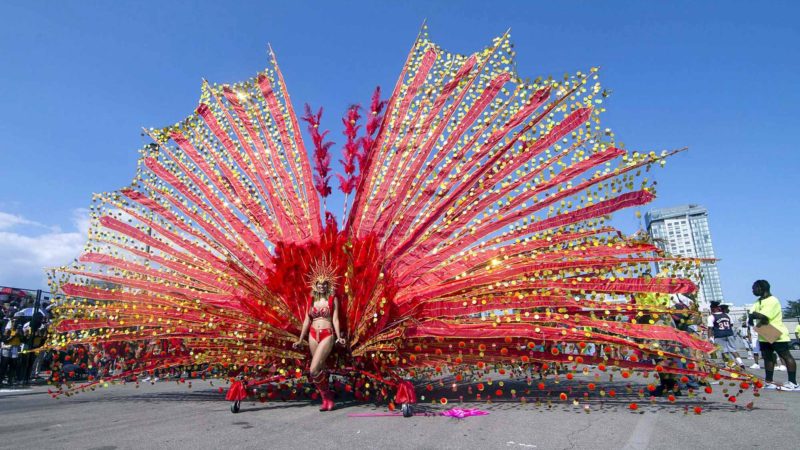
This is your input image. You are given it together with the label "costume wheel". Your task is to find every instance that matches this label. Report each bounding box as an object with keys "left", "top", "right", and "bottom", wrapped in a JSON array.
[
  {"left": 401, "top": 403, "right": 413, "bottom": 418},
  {"left": 231, "top": 400, "right": 241, "bottom": 413}
]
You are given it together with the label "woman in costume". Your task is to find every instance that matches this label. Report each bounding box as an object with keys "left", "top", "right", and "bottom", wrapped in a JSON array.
[{"left": 293, "top": 261, "right": 345, "bottom": 411}]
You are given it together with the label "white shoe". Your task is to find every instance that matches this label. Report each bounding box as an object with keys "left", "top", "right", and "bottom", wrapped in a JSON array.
[
  {"left": 152, "top": 377, "right": 159, "bottom": 382},
  {"left": 777, "top": 365, "right": 787, "bottom": 371},
  {"left": 749, "top": 364, "right": 760, "bottom": 369},
  {"left": 142, "top": 376, "right": 151, "bottom": 382},
  {"left": 762, "top": 383, "right": 778, "bottom": 390},
  {"left": 778, "top": 382, "right": 799, "bottom": 391}
]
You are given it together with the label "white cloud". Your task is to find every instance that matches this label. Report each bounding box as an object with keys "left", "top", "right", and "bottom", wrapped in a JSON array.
[
  {"left": 72, "top": 208, "right": 91, "bottom": 236},
  {"left": 0, "top": 211, "right": 45, "bottom": 230},
  {"left": 0, "top": 209, "right": 89, "bottom": 290}
]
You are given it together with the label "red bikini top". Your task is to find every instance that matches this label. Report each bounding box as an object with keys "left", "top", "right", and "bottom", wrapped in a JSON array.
[{"left": 309, "top": 296, "right": 334, "bottom": 320}]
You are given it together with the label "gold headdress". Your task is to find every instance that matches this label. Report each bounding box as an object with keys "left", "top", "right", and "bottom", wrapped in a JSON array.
[{"left": 307, "top": 257, "right": 338, "bottom": 295}]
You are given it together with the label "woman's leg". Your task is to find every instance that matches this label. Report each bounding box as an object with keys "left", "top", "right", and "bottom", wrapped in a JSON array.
[
  {"left": 309, "top": 337, "right": 334, "bottom": 375},
  {"left": 309, "top": 334, "right": 335, "bottom": 410},
  {"left": 308, "top": 333, "right": 318, "bottom": 357}
]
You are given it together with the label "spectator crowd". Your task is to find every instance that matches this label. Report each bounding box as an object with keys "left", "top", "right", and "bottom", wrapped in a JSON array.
[{"left": 1, "top": 288, "right": 203, "bottom": 388}]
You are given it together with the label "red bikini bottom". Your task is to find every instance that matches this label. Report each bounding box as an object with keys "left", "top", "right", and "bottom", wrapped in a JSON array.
[{"left": 310, "top": 327, "right": 333, "bottom": 343}]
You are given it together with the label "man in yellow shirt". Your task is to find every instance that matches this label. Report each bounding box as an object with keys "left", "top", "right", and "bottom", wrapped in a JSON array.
[{"left": 748, "top": 280, "right": 797, "bottom": 390}]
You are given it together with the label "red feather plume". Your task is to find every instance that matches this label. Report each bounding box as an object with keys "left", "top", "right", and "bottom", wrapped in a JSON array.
[
  {"left": 302, "top": 104, "right": 334, "bottom": 199},
  {"left": 338, "top": 104, "right": 362, "bottom": 195},
  {"left": 358, "top": 86, "right": 386, "bottom": 172}
]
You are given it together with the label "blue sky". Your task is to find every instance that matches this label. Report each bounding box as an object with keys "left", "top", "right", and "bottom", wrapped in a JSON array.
[{"left": 0, "top": 1, "right": 797, "bottom": 304}]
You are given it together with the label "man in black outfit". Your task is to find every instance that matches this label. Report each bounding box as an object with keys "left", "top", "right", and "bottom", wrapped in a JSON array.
[{"left": 748, "top": 280, "right": 797, "bottom": 390}]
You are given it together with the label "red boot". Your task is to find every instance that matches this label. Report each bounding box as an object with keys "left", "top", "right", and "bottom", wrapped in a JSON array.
[
  {"left": 321, "top": 389, "right": 335, "bottom": 411},
  {"left": 313, "top": 372, "right": 334, "bottom": 411}
]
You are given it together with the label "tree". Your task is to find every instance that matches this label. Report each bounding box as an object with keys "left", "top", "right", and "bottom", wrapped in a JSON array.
[{"left": 783, "top": 299, "right": 800, "bottom": 318}]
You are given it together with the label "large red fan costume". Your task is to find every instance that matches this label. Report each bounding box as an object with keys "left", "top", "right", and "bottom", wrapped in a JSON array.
[{"left": 49, "top": 28, "right": 747, "bottom": 409}]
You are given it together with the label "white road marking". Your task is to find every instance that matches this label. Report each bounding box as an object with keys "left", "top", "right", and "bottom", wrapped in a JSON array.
[{"left": 622, "top": 413, "right": 657, "bottom": 450}]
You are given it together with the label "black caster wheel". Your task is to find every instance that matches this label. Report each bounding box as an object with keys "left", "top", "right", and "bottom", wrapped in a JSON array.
[
  {"left": 231, "top": 400, "right": 241, "bottom": 413},
  {"left": 401, "top": 403, "right": 413, "bottom": 418}
]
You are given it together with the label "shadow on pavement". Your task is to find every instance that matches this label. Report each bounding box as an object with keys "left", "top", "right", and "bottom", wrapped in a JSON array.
[{"left": 47, "top": 374, "right": 768, "bottom": 416}]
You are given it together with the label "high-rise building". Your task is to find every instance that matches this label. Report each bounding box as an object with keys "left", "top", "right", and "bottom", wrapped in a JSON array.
[{"left": 645, "top": 204, "right": 723, "bottom": 310}]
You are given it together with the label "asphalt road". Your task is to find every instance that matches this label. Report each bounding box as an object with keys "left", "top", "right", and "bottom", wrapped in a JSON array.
[{"left": 1, "top": 367, "right": 798, "bottom": 450}]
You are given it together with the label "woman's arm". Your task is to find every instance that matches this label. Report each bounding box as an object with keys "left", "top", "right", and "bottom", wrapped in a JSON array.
[
  {"left": 294, "top": 314, "right": 311, "bottom": 348},
  {"left": 333, "top": 298, "right": 345, "bottom": 345}
]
